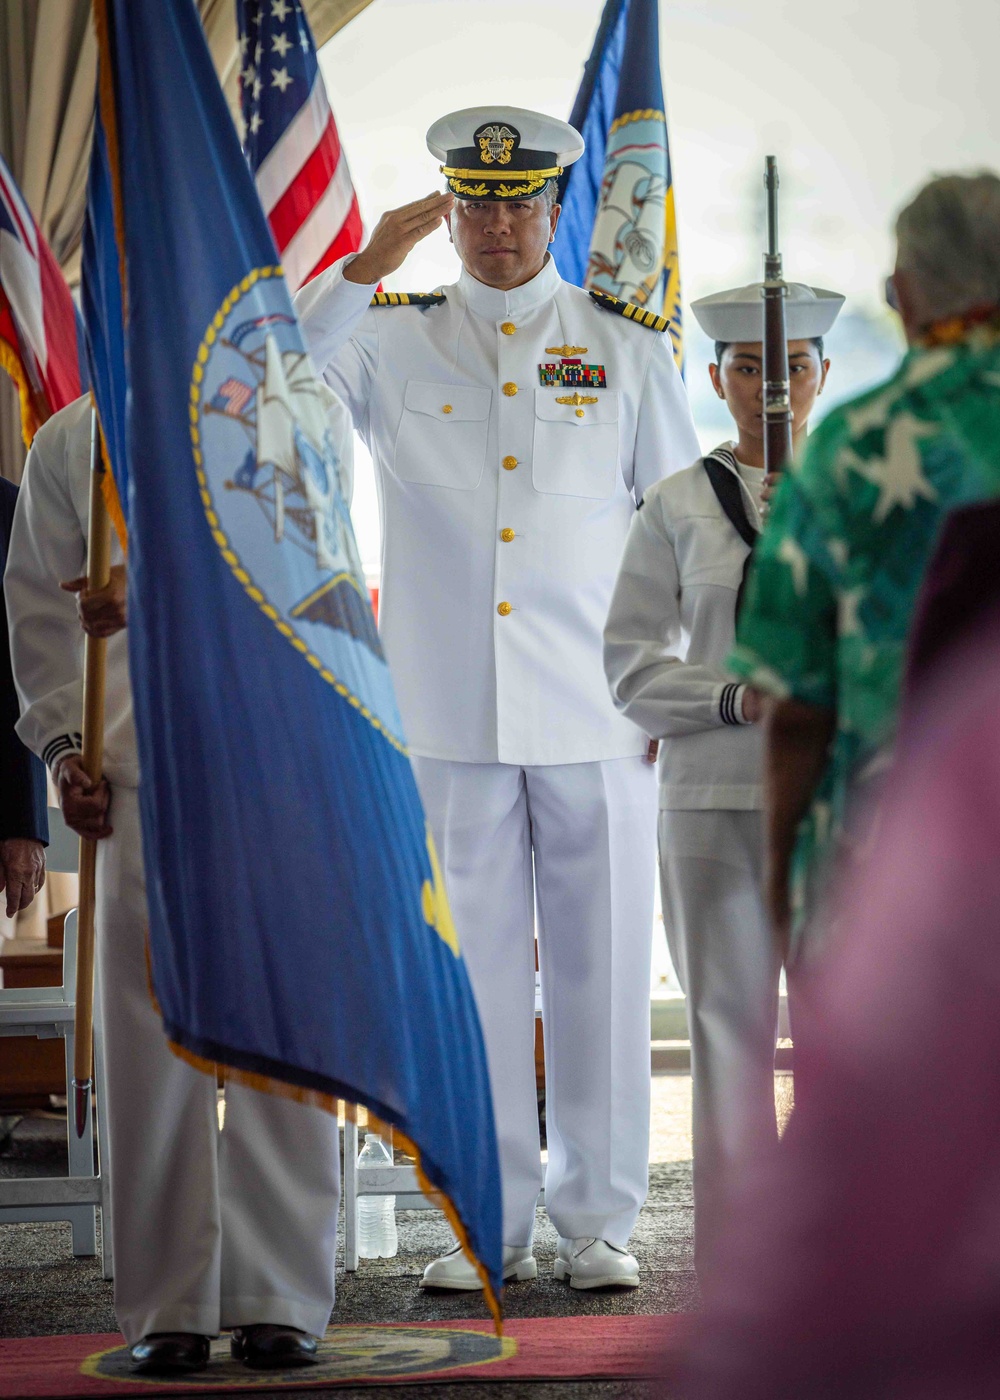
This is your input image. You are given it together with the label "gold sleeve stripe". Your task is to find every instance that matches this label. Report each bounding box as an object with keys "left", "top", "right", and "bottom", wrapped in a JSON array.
[
  {"left": 370, "top": 292, "right": 447, "bottom": 308},
  {"left": 589, "top": 290, "right": 669, "bottom": 333}
]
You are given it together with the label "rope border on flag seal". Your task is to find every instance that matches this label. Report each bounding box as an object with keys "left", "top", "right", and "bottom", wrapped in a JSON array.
[{"left": 188, "top": 266, "right": 408, "bottom": 757}]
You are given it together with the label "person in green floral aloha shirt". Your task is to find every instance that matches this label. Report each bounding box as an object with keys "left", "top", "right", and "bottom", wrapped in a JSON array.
[{"left": 728, "top": 172, "right": 1000, "bottom": 957}]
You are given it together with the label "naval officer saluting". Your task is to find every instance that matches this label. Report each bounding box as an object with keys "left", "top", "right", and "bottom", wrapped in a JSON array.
[{"left": 295, "top": 107, "right": 700, "bottom": 1290}]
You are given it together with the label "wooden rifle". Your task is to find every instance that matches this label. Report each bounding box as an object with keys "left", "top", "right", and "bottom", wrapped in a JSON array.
[{"left": 762, "top": 156, "right": 793, "bottom": 474}]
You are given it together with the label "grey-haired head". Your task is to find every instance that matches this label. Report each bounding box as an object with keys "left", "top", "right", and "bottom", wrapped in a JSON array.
[{"left": 894, "top": 171, "right": 1000, "bottom": 327}]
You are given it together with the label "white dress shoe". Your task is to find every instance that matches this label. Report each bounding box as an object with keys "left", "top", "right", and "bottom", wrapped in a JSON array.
[
  {"left": 553, "top": 1236, "right": 640, "bottom": 1289},
  {"left": 419, "top": 1242, "right": 537, "bottom": 1291}
]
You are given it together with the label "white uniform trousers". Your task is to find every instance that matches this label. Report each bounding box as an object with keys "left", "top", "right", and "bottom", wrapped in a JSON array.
[
  {"left": 412, "top": 755, "right": 657, "bottom": 1249},
  {"left": 657, "top": 808, "right": 779, "bottom": 1276},
  {"left": 95, "top": 785, "right": 341, "bottom": 1345}
]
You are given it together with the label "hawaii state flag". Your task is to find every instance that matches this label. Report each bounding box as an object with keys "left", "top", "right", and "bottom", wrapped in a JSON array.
[
  {"left": 0, "top": 154, "right": 87, "bottom": 444},
  {"left": 237, "top": 0, "right": 363, "bottom": 293},
  {"left": 552, "top": 0, "right": 684, "bottom": 370},
  {"left": 83, "top": 0, "right": 503, "bottom": 1318}
]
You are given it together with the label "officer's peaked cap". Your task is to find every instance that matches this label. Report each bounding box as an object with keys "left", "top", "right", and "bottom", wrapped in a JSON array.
[{"left": 428, "top": 106, "right": 584, "bottom": 202}]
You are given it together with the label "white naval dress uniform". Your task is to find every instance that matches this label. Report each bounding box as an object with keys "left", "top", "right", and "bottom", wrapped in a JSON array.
[
  {"left": 295, "top": 253, "right": 700, "bottom": 1248},
  {"left": 604, "top": 445, "right": 782, "bottom": 1274},
  {"left": 5, "top": 397, "right": 341, "bottom": 1345}
]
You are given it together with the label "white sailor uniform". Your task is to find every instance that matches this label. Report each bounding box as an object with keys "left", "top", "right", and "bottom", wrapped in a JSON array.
[
  {"left": 605, "top": 274, "right": 844, "bottom": 1276},
  {"left": 5, "top": 396, "right": 342, "bottom": 1345},
  {"left": 604, "top": 444, "right": 776, "bottom": 1272},
  {"left": 295, "top": 253, "right": 700, "bottom": 1249}
]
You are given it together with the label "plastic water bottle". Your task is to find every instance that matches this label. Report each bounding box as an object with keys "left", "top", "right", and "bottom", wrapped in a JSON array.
[{"left": 356, "top": 1132, "right": 398, "bottom": 1258}]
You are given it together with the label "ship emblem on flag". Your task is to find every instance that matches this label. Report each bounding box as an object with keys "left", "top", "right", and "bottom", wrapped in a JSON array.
[
  {"left": 196, "top": 272, "right": 388, "bottom": 679},
  {"left": 589, "top": 112, "right": 669, "bottom": 300}
]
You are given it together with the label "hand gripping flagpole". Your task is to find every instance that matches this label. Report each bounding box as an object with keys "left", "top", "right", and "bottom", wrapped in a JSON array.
[{"left": 73, "top": 407, "right": 112, "bottom": 1139}]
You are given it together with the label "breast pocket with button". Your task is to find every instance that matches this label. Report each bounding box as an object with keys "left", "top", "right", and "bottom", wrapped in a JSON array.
[
  {"left": 675, "top": 514, "right": 749, "bottom": 590},
  {"left": 393, "top": 382, "right": 492, "bottom": 490},
  {"left": 531, "top": 390, "right": 620, "bottom": 499}
]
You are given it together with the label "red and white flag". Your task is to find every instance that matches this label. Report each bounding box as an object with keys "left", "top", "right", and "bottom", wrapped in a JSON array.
[
  {"left": 237, "top": 0, "right": 363, "bottom": 294},
  {"left": 0, "top": 152, "right": 86, "bottom": 444}
]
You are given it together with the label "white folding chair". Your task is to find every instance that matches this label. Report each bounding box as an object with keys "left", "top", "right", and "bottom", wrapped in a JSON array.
[{"left": 0, "top": 808, "right": 113, "bottom": 1278}]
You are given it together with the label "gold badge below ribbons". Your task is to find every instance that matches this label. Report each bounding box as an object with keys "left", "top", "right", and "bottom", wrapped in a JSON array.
[{"left": 555, "top": 393, "right": 599, "bottom": 406}]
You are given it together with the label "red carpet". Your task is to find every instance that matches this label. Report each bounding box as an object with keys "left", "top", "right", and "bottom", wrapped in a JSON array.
[{"left": 1, "top": 1314, "right": 689, "bottom": 1395}]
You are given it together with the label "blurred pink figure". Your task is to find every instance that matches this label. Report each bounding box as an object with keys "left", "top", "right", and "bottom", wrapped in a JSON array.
[{"left": 676, "top": 606, "right": 1000, "bottom": 1400}]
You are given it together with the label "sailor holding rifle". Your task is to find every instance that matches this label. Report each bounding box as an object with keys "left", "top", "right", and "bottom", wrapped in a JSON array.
[
  {"left": 295, "top": 106, "right": 699, "bottom": 1290},
  {"left": 604, "top": 275, "right": 843, "bottom": 1278}
]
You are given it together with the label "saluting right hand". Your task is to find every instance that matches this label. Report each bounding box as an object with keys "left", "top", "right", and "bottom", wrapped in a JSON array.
[
  {"left": 54, "top": 754, "right": 113, "bottom": 841},
  {"left": 344, "top": 191, "right": 454, "bottom": 286}
]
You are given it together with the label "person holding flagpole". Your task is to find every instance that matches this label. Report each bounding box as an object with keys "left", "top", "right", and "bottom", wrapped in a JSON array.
[
  {"left": 295, "top": 105, "right": 699, "bottom": 1291},
  {"left": 4, "top": 395, "right": 346, "bottom": 1376}
]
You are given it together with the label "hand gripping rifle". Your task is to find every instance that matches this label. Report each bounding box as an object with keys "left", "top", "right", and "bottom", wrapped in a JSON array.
[{"left": 762, "top": 156, "right": 793, "bottom": 474}]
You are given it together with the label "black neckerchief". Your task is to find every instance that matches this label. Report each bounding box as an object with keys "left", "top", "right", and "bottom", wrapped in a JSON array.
[{"left": 702, "top": 447, "right": 760, "bottom": 615}]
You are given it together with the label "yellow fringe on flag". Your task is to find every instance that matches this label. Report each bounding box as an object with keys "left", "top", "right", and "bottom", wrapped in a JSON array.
[
  {"left": 85, "top": 394, "right": 128, "bottom": 554},
  {"left": 98, "top": 432, "right": 128, "bottom": 554},
  {"left": 0, "top": 335, "right": 43, "bottom": 447},
  {"left": 167, "top": 1039, "right": 503, "bottom": 1333}
]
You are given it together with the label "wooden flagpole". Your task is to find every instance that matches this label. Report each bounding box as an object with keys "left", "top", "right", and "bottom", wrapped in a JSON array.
[{"left": 73, "top": 409, "right": 112, "bottom": 1139}]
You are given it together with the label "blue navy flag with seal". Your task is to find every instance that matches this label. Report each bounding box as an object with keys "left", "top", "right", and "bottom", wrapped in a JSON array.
[
  {"left": 83, "top": 0, "right": 502, "bottom": 1319},
  {"left": 552, "top": 0, "right": 684, "bottom": 371}
]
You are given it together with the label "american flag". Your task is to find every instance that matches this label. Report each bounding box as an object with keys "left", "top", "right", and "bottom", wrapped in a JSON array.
[
  {"left": 237, "top": 0, "right": 363, "bottom": 295},
  {"left": 209, "top": 376, "right": 254, "bottom": 417},
  {"left": 0, "top": 152, "right": 85, "bottom": 444}
]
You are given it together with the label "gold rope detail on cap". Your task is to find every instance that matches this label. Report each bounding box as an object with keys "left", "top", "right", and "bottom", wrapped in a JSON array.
[{"left": 441, "top": 165, "right": 562, "bottom": 181}]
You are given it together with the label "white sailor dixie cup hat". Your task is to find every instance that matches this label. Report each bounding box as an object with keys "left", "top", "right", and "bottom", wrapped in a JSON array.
[
  {"left": 691, "top": 283, "right": 846, "bottom": 342},
  {"left": 427, "top": 106, "right": 584, "bottom": 202}
]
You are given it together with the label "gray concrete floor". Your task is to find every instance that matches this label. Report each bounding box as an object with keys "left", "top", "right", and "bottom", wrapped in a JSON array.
[{"left": 0, "top": 1076, "right": 709, "bottom": 1398}]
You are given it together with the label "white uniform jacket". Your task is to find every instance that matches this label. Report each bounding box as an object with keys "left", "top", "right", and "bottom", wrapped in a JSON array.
[
  {"left": 294, "top": 254, "right": 700, "bottom": 766},
  {"left": 604, "top": 446, "right": 763, "bottom": 809},
  {"left": 5, "top": 397, "right": 137, "bottom": 786}
]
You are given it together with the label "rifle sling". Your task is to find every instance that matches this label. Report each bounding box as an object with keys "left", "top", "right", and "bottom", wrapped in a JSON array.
[{"left": 702, "top": 452, "right": 759, "bottom": 615}]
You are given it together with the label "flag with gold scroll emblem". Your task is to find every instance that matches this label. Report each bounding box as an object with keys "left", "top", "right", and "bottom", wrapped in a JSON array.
[{"left": 552, "top": 0, "right": 684, "bottom": 371}]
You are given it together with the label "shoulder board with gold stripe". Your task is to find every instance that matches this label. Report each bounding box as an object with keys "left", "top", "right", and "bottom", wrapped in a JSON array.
[
  {"left": 369, "top": 292, "right": 446, "bottom": 308},
  {"left": 589, "top": 290, "right": 669, "bottom": 332}
]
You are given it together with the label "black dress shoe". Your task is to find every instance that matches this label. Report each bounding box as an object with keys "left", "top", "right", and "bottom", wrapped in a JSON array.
[
  {"left": 129, "top": 1332, "right": 211, "bottom": 1373},
  {"left": 231, "top": 1324, "right": 319, "bottom": 1369}
]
